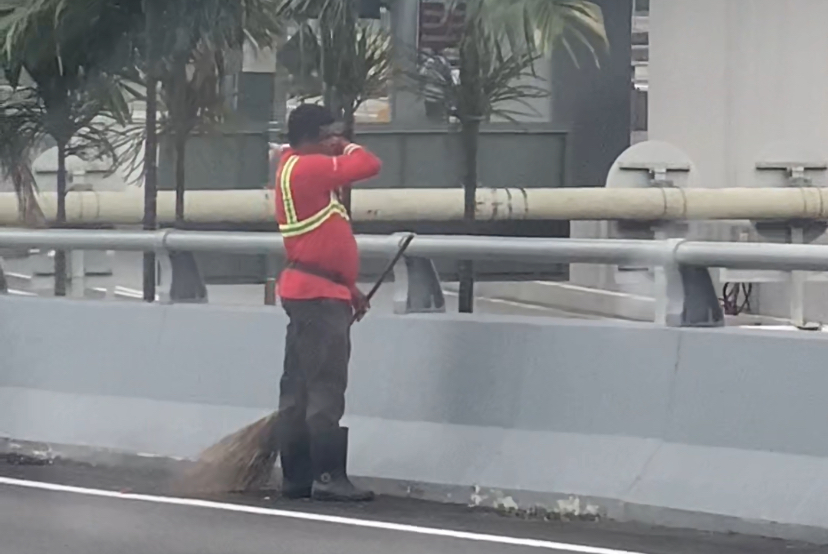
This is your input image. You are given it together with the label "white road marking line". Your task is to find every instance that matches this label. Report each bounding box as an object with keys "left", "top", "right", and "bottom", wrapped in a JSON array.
[
  {"left": 442, "top": 289, "right": 549, "bottom": 310},
  {"left": 7, "top": 289, "right": 36, "bottom": 296},
  {"left": 0, "top": 477, "right": 651, "bottom": 554},
  {"left": 441, "top": 290, "right": 596, "bottom": 315}
]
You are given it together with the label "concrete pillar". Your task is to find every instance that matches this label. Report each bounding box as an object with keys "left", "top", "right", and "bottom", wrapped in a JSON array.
[
  {"left": 556, "top": 0, "right": 632, "bottom": 289},
  {"left": 648, "top": 0, "right": 828, "bottom": 321},
  {"left": 649, "top": 0, "right": 828, "bottom": 192},
  {"left": 551, "top": 0, "right": 632, "bottom": 189},
  {"left": 390, "top": 0, "right": 425, "bottom": 124},
  {"left": 239, "top": 43, "right": 277, "bottom": 130}
]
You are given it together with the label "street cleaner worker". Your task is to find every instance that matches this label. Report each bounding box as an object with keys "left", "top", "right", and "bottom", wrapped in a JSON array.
[{"left": 274, "top": 104, "right": 381, "bottom": 502}]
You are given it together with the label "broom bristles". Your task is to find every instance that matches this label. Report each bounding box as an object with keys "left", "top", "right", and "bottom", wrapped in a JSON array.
[{"left": 173, "top": 411, "right": 282, "bottom": 496}]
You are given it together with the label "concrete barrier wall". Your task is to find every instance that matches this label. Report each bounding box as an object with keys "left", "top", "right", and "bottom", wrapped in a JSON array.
[{"left": 1, "top": 295, "right": 828, "bottom": 541}]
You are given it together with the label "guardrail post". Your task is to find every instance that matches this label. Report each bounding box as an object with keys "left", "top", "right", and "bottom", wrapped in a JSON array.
[
  {"left": 70, "top": 250, "right": 85, "bottom": 299},
  {"left": 386, "top": 233, "right": 445, "bottom": 314},
  {"left": 392, "top": 256, "right": 446, "bottom": 315},
  {"left": 156, "top": 251, "right": 208, "bottom": 304},
  {"left": 678, "top": 265, "right": 725, "bottom": 327},
  {"left": 653, "top": 240, "right": 684, "bottom": 326},
  {"left": 264, "top": 254, "right": 278, "bottom": 306},
  {"left": 264, "top": 278, "right": 277, "bottom": 306},
  {"left": 0, "top": 257, "right": 7, "bottom": 294},
  {"left": 788, "top": 226, "right": 807, "bottom": 327},
  {"left": 654, "top": 239, "right": 725, "bottom": 328}
]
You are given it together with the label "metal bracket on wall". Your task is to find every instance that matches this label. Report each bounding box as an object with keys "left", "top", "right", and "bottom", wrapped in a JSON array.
[
  {"left": 753, "top": 160, "right": 828, "bottom": 244},
  {"left": 617, "top": 161, "right": 691, "bottom": 189},
  {"left": 753, "top": 155, "right": 828, "bottom": 326},
  {"left": 608, "top": 142, "right": 697, "bottom": 286}
]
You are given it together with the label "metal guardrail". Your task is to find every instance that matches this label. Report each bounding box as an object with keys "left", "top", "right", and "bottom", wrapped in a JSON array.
[{"left": 1, "top": 228, "right": 827, "bottom": 327}]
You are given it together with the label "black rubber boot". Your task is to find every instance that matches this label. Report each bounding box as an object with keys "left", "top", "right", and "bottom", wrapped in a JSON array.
[
  {"left": 280, "top": 429, "right": 313, "bottom": 499},
  {"left": 310, "top": 427, "right": 375, "bottom": 502}
]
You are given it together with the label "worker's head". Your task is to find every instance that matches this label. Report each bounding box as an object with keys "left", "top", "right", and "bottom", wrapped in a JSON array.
[{"left": 287, "top": 104, "right": 343, "bottom": 155}]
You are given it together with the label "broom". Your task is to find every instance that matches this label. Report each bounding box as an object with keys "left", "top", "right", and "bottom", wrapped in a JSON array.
[{"left": 174, "top": 233, "right": 416, "bottom": 496}]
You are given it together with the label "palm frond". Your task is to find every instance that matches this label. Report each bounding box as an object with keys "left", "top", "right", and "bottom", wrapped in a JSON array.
[
  {"left": 481, "top": 0, "right": 608, "bottom": 66},
  {"left": 406, "top": 5, "right": 548, "bottom": 124},
  {"left": 0, "top": 0, "right": 142, "bottom": 223},
  {"left": 276, "top": 0, "right": 391, "bottom": 123},
  {"left": 0, "top": 86, "right": 46, "bottom": 225}
]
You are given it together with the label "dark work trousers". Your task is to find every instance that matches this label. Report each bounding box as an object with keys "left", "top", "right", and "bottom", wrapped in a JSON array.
[{"left": 278, "top": 299, "right": 352, "bottom": 441}]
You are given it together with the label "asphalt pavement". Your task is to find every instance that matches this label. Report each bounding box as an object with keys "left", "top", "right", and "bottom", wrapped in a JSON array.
[{"left": 0, "top": 459, "right": 823, "bottom": 554}]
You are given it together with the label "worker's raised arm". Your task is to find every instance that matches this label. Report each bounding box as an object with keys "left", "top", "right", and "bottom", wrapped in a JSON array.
[{"left": 303, "top": 143, "right": 382, "bottom": 193}]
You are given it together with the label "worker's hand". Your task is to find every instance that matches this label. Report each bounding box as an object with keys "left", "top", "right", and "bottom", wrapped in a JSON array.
[
  {"left": 269, "top": 142, "right": 286, "bottom": 160},
  {"left": 351, "top": 287, "right": 370, "bottom": 322},
  {"left": 331, "top": 136, "right": 350, "bottom": 156}
]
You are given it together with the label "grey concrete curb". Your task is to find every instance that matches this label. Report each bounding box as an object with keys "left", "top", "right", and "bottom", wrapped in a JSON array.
[
  {"left": 2, "top": 437, "right": 826, "bottom": 546},
  {"left": 445, "top": 281, "right": 795, "bottom": 326}
]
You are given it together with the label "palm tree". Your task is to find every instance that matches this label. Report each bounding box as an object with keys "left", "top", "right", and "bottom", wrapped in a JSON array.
[
  {"left": 0, "top": 87, "right": 46, "bottom": 228},
  {"left": 50, "top": 0, "right": 282, "bottom": 298},
  {"left": 276, "top": 0, "right": 392, "bottom": 213},
  {"left": 0, "top": 0, "right": 283, "bottom": 298},
  {"left": 278, "top": 18, "right": 390, "bottom": 135},
  {"left": 412, "top": 0, "right": 607, "bottom": 312},
  {"left": 0, "top": 0, "right": 138, "bottom": 295},
  {"left": 142, "top": 0, "right": 161, "bottom": 301},
  {"left": 485, "top": 0, "right": 608, "bottom": 64},
  {"left": 151, "top": 0, "right": 282, "bottom": 225}
]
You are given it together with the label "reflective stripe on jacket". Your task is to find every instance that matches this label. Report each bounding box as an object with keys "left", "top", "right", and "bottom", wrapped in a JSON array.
[{"left": 277, "top": 154, "right": 350, "bottom": 238}]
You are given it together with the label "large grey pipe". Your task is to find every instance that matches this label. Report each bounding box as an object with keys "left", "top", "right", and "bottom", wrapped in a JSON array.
[{"left": 0, "top": 187, "right": 827, "bottom": 224}]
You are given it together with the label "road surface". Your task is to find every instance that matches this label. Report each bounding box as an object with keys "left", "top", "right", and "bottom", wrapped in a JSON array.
[{"left": 0, "top": 459, "right": 822, "bottom": 554}]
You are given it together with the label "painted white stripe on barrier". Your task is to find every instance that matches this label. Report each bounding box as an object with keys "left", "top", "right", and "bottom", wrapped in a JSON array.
[
  {"left": 0, "top": 477, "right": 652, "bottom": 554},
  {"left": 442, "top": 289, "right": 604, "bottom": 317},
  {"left": 7, "top": 289, "right": 36, "bottom": 296}
]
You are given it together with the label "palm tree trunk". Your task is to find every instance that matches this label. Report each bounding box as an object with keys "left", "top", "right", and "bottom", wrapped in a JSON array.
[
  {"left": 343, "top": 101, "right": 355, "bottom": 140},
  {"left": 143, "top": 0, "right": 160, "bottom": 302},
  {"left": 54, "top": 140, "right": 68, "bottom": 297},
  {"left": 457, "top": 117, "right": 480, "bottom": 313},
  {"left": 13, "top": 164, "right": 45, "bottom": 227},
  {"left": 340, "top": 101, "right": 356, "bottom": 216},
  {"left": 174, "top": 132, "right": 186, "bottom": 225},
  {"left": 171, "top": 54, "right": 189, "bottom": 227}
]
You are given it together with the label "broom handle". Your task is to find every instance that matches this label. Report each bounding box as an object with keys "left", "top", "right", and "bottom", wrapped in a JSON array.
[{"left": 352, "top": 233, "right": 415, "bottom": 323}]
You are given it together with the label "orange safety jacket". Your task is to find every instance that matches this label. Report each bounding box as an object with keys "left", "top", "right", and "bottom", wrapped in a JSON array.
[{"left": 274, "top": 144, "right": 382, "bottom": 301}]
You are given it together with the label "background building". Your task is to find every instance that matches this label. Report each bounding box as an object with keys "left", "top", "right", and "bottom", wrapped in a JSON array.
[{"left": 631, "top": 0, "right": 649, "bottom": 143}]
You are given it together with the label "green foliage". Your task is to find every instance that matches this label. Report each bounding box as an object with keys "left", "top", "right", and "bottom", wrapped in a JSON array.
[
  {"left": 0, "top": 86, "right": 45, "bottom": 225},
  {"left": 411, "top": 1, "right": 548, "bottom": 124},
  {"left": 155, "top": 1, "right": 283, "bottom": 221},
  {"left": 88, "top": 1, "right": 285, "bottom": 221},
  {"left": 278, "top": 18, "right": 390, "bottom": 112},
  {"left": 0, "top": 0, "right": 136, "bottom": 137},
  {"left": 0, "top": 0, "right": 142, "bottom": 294},
  {"left": 276, "top": 0, "right": 391, "bottom": 132},
  {"left": 411, "top": 0, "right": 608, "bottom": 124},
  {"left": 152, "top": 1, "right": 282, "bottom": 139},
  {"left": 482, "top": 0, "right": 608, "bottom": 67},
  {"left": 0, "top": 0, "right": 141, "bottom": 224},
  {"left": 410, "top": 0, "right": 608, "bottom": 313}
]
